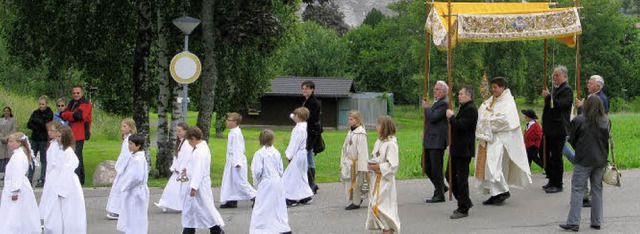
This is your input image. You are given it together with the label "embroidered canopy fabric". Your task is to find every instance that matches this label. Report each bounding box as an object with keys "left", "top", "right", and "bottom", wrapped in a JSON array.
[{"left": 425, "top": 2, "right": 582, "bottom": 50}]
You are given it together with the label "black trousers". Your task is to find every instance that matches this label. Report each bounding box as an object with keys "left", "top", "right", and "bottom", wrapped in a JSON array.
[
  {"left": 32, "top": 140, "right": 48, "bottom": 181},
  {"left": 446, "top": 157, "right": 472, "bottom": 213},
  {"left": 543, "top": 135, "right": 565, "bottom": 187},
  {"left": 74, "top": 140, "right": 85, "bottom": 185},
  {"left": 423, "top": 148, "right": 445, "bottom": 197},
  {"left": 526, "top": 146, "right": 544, "bottom": 169}
]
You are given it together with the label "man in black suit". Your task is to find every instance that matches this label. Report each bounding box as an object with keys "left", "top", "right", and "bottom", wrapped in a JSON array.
[
  {"left": 422, "top": 80, "right": 449, "bottom": 203},
  {"left": 541, "top": 65, "right": 574, "bottom": 193},
  {"left": 445, "top": 86, "right": 478, "bottom": 219}
]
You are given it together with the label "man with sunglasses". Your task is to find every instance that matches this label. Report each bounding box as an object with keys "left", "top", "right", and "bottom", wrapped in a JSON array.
[{"left": 61, "top": 85, "right": 93, "bottom": 185}]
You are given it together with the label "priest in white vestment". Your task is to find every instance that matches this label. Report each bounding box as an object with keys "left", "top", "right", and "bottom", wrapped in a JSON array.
[
  {"left": 250, "top": 129, "right": 291, "bottom": 234},
  {"left": 220, "top": 113, "right": 256, "bottom": 208},
  {"left": 283, "top": 107, "right": 314, "bottom": 206},
  {"left": 474, "top": 77, "right": 531, "bottom": 205},
  {"left": 182, "top": 127, "right": 225, "bottom": 234},
  {"left": 0, "top": 133, "right": 41, "bottom": 234}
]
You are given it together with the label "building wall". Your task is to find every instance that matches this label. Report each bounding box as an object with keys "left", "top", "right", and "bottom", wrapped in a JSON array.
[{"left": 242, "top": 96, "right": 339, "bottom": 128}]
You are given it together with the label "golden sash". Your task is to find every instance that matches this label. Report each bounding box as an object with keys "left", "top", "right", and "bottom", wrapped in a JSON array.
[{"left": 371, "top": 171, "right": 382, "bottom": 217}]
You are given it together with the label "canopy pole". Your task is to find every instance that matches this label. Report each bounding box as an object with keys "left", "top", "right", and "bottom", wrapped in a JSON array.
[
  {"left": 446, "top": 0, "right": 453, "bottom": 202},
  {"left": 574, "top": 0, "right": 582, "bottom": 99},
  {"left": 543, "top": 39, "right": 548, "bottom": 169},
  {"left": 421, "top": 1, "right": 432, "bottom": 177}
]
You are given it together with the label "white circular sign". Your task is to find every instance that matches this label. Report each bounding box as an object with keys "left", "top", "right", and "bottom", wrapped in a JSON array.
[{"left": 170, "top": 52, "right": 201, "bottom": 84}]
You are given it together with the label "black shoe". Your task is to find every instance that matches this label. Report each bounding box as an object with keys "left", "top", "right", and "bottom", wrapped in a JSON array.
[
  {"left": 210, "top": 225, "right": 224, "bottom": 234},
  {"left": 590, "top": 225, "right": 600, "bottom": 230},
  {"left": 299, "top": 197, "right": 312, "bottom": 205},
  {"left": 219, "top": 202, "right": 237, "bottom": 209},
  {"left": 542, "top": 182, "right": 551, "bottom": 189},
  {"left": 426, "top": 196, "right": 445, "bottom": 203},
  {"left": 450, "top": 211, "right": 468, "bottom": 219},
  {"left": 582, "top": 199, "right": 591, "bottom": 208},
  {"left": 286, "top": 199, "right": 298, "bottom": 207},
  {"left": 493, "top": 192, "right": 511, "bottom": 204},
  {"left": 345, "top": 203, "right": 360, "bottom": 210},
  {"left": 559, "top": 224, "right": 579, "bottom": 232},
  {"left": 312, "top": 185, "right": 319, "bottom": 194},
  {"left": 482, "top": 195, "right": 504, "bottom": 205},
  {"left": 545, "top": 186, "right": 563, "bottom": 194}
]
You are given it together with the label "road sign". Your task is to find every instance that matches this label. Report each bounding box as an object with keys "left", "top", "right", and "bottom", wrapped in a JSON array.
[{"left": 170, "top": 52, "right": 201, "bottom": 84}]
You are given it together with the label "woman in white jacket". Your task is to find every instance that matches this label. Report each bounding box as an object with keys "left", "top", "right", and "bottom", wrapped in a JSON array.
[
  {"left": 340, "top": 111, "right": 369, "bottom": 210},
  {"left": 41, "top": 126, "right": 87, "bottom": 233},
  {"left": 156, "top": 122, "right": 193, "bottom": 212},
  {"left": 0, "top": 132, "right": 41, "bottom": 234}
]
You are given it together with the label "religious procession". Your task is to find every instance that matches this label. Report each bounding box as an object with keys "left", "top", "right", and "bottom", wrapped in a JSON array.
[{"left": 0, "top": 0, "right": 635, "bottom": 233}]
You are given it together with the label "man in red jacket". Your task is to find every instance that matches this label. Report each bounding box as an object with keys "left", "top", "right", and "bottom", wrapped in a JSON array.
[{"left": 61, "top": 85, "right": 92, "bottom": 185}]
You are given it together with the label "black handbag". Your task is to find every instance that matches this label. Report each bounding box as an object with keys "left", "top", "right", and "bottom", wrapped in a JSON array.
[{"left": 313, "top": 135, "right": 325, "bottom": 154}]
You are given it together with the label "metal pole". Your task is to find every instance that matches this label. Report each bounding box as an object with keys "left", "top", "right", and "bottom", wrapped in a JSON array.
[{"left": 183, "top": 34, "right": 189, "bottom": 123}]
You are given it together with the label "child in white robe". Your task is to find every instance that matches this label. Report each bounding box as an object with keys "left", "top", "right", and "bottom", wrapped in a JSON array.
[
  {"left": 106, "top": 118, "right": 137, "bottom": 219},
  {"left": 155, "top": 122, "right": 193, "bottom": 212},
  {"left": 282, "top": 107, "right": 314, "bottom": 206},
  {"left": 41, "top": 126, "right": 87, "bottom": 233},
  {"left": 366, "top": 116, "right": 401, "bottom": 234},
  {"left": 250, "top": 129, "right": 291, "bottom": 234},
  {"left": 39, "top": 121, "right": 63, "bottom": 220},
  {"left": 116, "top": 134, "right": 149, "bottom": 234},
  {"left": 220, "top": 112, "right": 256, "bottom": 208},
  {"left": 340, "top": 110, "right": 370, "bottom": 210},
  {"left": 182, "top": 127, "right": 225, "bottom": 234},
  {"left": 0, "top": 132, "right": 41, "bottom": 234}
]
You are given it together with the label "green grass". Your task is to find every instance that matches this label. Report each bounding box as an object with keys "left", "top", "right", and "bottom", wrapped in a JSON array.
[{"left": 3, "top": 88, "right": 640, "bottom": 187}]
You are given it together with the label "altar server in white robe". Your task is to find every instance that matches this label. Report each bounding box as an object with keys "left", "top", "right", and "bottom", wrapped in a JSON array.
[
  {"left": 116, "top": 134, "right": 149, "bottom": 234},
  {"left": 366, "top": 116, "right": 401, "bottom": 234},
  {"left": 283, "top": 107, "right": 314, "bottom": 206},
  {"left": 340, "top": 110, "right": 369, "bottom": 210},
  {"left": 220, "top": 113, "right": 256, "bottom": 208},
  {"left": 474, "top": 77, "right": 531, "bottom": 206},
  {"left": 250, "top": 129, "right": 292, "bottom": 234},
  {"left": 42, "top": 126, "right": 87, "bottom": 234},
  {"left": 155, "top": 122, "right": 192, "bottom": 212},
  {"left": 0, "top": 132, "right": 41, "bottom": 234},
  {"left": 106, "top": 118, "right": 137, "bottom": 219},
  {"left": 39, "top": 121, "right": 63, "bottom": 220},
  {"left": 182, "top": 127, "right": 225, "bottom": 234}
]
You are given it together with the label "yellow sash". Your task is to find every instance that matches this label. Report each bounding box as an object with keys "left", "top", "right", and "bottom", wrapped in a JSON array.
[{"left": 371, "top": 171, "right": 382, "bottom": 217}]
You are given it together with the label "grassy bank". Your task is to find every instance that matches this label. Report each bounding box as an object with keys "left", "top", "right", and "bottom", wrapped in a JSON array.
[{"left": 2, "top": 88, "right": 639, "bottom": 187}]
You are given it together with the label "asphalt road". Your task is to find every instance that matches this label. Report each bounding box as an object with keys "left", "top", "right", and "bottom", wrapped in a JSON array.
[{"left": 2, "top": 169, "right": 640, "bottom": 233}]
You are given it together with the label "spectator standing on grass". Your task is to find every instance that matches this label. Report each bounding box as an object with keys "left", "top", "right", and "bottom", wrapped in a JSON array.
[
  {"left": 61, "top": 85, "right": 93, "bottom": 185},
  {"left": 0, "top": 106, "right": 17, "bottom": 176},
  {"left": 27, "top": 95, "right": 53, "bottom": 187},
  {"left": 53, "top": 98, "right": 69, "bottom": 126}
]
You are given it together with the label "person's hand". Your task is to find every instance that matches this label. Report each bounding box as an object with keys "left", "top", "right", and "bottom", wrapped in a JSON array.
[
  {"left": 11, "top": 195, "right": 18, "bottom": 201},
  {"left": 190, "top": 189, "right": 197, "bottom": 197},
  {"left": 575, "top": 98, "right": 584, "bottom": 108},
  {"left": 368, "top": 163, "right": 379, "bottom": 171},
  {"left": 542, "top": 88, "right": 550, "bottom": 98},
  {"left": 446, "top": 109, "right": 454, "bottom": 118},
  {"left": 422, "top": 98, "right": 429, "bottom": 108}
]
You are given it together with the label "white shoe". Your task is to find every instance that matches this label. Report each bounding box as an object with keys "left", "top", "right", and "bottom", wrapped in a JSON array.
[{"left": 106, "top": 213, "right": 119, "bottom": 220}]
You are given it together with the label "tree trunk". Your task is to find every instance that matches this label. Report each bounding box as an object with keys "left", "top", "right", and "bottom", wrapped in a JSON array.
[
  {"left": 132, "top": 0, "right": 154, "bottom": 172},
  {"left": 196, "top": 0, "right": 218, "bottom": 141},
  {"left": 154, "top": 0, "right": 173, "bottom": 178}
]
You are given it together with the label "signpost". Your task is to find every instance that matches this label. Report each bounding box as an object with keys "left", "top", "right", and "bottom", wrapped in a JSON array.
[{"left": 171, "top": 16, "right": 201, "bottom": 122}]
